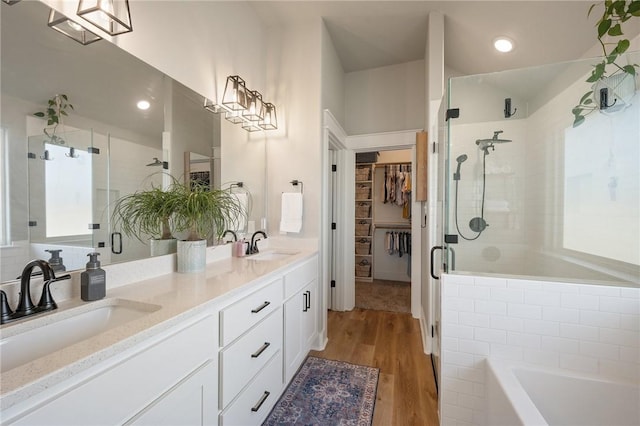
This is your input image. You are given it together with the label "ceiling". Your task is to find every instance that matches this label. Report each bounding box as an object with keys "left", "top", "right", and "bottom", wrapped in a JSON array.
[{"left": 249, "top": 1, "right": 613, "bottom": 75}]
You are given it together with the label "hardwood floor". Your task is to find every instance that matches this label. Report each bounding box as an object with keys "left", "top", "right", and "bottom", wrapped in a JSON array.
[{"left": 309, "top": 309, "right": 439, "bottom": 426}]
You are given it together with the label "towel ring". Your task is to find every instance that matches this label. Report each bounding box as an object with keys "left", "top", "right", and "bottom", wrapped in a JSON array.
[{"left": 290, "top": 180, "right": 304, "bottom": 194}]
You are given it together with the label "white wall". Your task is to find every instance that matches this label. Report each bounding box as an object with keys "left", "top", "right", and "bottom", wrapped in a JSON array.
[
  {"left": 440, "top": 273, "right": 639, "bottom": 426},
  {"left": 321, "top": 22, "right": 346, "bottom": 129},
  {"left": 345, "top": 60, "right": 425, "bottom": 135}
]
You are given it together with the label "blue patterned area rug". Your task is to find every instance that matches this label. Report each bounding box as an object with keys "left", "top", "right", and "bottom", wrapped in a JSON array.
[{"left": 263, "top": 356, "right": 379, "bottom": 426}]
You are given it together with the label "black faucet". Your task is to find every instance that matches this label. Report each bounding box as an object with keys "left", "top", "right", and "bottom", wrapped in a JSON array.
[
  {"left": 248, "top": 231, "right": 267, "bottom": 255},
  {"left": 1, "top": 259, "right": 70, "bottom": 325},
  {"left": 221, "top": 230, "right": 238, "bottom": 243}
]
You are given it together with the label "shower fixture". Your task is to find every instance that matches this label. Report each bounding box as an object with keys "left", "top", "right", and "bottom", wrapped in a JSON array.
[
  {"left": 475, "top": 130, "right": 512, "bottom": 155},
  {"left": 453, "top": 154, "right": 467, "bottom": 181},
  {"left": 146, "top": 157, "right": 168, "bottom": 169}
]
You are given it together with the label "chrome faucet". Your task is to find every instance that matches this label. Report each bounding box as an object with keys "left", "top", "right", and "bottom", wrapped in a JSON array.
[
  {"left": 0, "top": 259, "right": 70, "bottom": 325},
  {"left": 248, "top": 231, "right": 267, "bottom": 255}
]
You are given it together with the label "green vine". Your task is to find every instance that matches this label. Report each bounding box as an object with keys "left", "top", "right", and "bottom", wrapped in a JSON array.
[
  {"left": 34, "top": 94, "right": 74, "bottom": 143},
  {"left": 572, "top": 0, "right": 640, "bottom": 127}
]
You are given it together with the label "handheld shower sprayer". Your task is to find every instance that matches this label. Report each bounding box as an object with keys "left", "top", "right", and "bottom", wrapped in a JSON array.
[{"left": 453, "top": 154, "right": 468, "bottom": 181}]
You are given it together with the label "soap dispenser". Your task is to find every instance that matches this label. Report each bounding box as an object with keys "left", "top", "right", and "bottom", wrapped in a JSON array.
[
  {"left": 45, "top": 249, "right": 66, "bottom": 272},
  {"left": 81, "top": 252, "right": 106, "bottom": 301}
]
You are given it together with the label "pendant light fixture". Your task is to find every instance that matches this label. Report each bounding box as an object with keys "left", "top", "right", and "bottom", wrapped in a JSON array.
[
  {"left": 259, "top": 103, "right": 278, "bottom": 130},
  {"left": 241, "top": 121, "right": 262, "bottom": 132},
  {"left": 77, "top": 0, "right": 132, "bottom": 36},
  {"left": 222, "top": 76, "right": 248, "bottom": 111},
  {"left": 225, "top": 110, "right": 245, "bottom": 124},
  {"left": 1, "top": 0, "right": 22, "bottom": 5},
  {"left": 243, "top": 90, "right": 265, "bottom": 121},
  {"left": 48, "top": 9, "right": 102, "bottom": 45}
]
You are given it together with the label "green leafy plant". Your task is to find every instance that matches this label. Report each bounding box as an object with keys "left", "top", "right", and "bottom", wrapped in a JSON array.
[
  {"left": 572, "top": 0, "right": 640, "bottom": 127},
  {"left": 171, "top": 181, "right": 246, "bottom": 241},
  {"left": 111, "top": 175, "right": 179, "bottom": 243},
  {"left": 33, "top": 94, "right": 74, "bottom": 143}
]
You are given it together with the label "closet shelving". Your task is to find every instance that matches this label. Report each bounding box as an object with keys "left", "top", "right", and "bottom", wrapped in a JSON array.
[{"left": 355, "top": 163, "right": 373, "bottom": 281}]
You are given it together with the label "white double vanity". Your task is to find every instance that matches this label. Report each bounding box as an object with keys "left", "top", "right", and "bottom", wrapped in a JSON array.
[{"left": 0, "top": 244, "right": 320, "bottom": 426}]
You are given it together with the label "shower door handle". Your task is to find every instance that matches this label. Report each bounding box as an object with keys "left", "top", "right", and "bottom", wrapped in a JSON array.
[
  {"left": 111, "top": 232, "right": 122, "bottom": 254},
  {"left": 430, "top": 246, "right": 443, "bottom": 280}
]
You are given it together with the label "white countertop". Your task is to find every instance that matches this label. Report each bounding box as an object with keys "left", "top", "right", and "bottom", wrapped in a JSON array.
[{"left": 0, "top": 246, "right": 317, "bottom": 411}]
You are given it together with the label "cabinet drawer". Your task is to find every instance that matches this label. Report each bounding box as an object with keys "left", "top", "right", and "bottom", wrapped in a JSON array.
[
  {"left": 220, "top": 309, "right": 282, "bottom": 408},
  {"left": 10, "top": 315, "right": 216, "bottom": 426},
  {"left": 283, "top": 256, "right": 317, "bottom": 299},
  {"left": 220, "top": 278, "right": 282, "bottom": 346},
  {"left": 219, "top": 351, "right": 283, "bottom": 426}
]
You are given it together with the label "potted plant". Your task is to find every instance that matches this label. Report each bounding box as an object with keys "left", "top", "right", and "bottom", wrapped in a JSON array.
[
  {"left": 111, "top": 175, "right": 179, "bottom": 257},
  {"left": 572, "top": 1, "right": 639, "bottom": 127},
  {"left": 33, "top": 94, "right": 74, "bottom": 144},
  {"left": 171, "top": 180, "right": 246, "bottom": 273}
]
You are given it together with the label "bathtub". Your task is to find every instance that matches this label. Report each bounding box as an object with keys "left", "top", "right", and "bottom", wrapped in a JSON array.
[{"left": 486, "top": 358, "right": 640, "bottom": 426}]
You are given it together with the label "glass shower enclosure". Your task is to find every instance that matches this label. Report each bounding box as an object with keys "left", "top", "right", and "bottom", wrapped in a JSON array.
[{"left": 444, "top": 52, "right": 639, "bottom": 286}]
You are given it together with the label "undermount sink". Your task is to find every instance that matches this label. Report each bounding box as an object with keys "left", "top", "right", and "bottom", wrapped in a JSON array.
[
  {"left": 248, "top": 250, "right": 299, "bottom": 262},
  {"left": 0, "top": 298, "right": 161, "bottom": 373}
]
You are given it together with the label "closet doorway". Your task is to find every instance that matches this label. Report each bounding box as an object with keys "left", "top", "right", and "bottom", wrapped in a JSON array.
[{"left": 355, "top": 149, "right": 412, "bottom": 314}]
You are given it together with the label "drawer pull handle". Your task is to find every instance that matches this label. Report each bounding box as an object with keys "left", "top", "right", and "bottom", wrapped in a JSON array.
[
  {"left": 251, "top": 391, "right": 271, "bottom": 412},
  {"left": 251, "top": 301, "right": 270, "bottom": 313},
  {"left": 251, "top": 342, "right": 271, "bottom": 358}
]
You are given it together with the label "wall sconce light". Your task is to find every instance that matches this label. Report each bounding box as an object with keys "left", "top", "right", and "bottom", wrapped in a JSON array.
[
  {"left": 243, "top": 91, "right": 264, "bottom": 121},
  {"left": 205, "top": 75, "right": 278, "bottom": 131},
  {"left": 259, "top": 103, "right": 278, "bottom": 130},
  {"left": 222, "top": 76, "right": 248, "bottom": 111},
  {"left": 77, "top": 0, "right": 132, "bottom": 36},
  {"left": 1, "top": 0, "right": 22, "bottom": 5},
  {"left": 48, "top": 9, "right": 102, "bottom": 45}
]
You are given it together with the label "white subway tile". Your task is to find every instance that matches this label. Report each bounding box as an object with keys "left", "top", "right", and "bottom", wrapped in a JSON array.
[
  {"left": 458, "top": 393, "right": 482, "bottom": 410},
  {"left": 443, "top": 283, "right": 459, "bottom": 298},
  {"left": 491, "top": 287, "right": 524, "bottom": 304},
  {"left": 620, "top": 287, "right": 640, "bottom": 298},
  {"left": 472, "top": 410, "right": 486, "bottom": 426},
  {"left": 559, "top": 353, "right": 598, "bottom": 374},
  {"left": 560, "top": 323, "right": 599, "bottom": 342},
  {"left": 507, "top": 332, "right": 541, "bottom": 349},
  {"left": 599, "top": 296, "right": 640, "bottom": 315},
  {"left": 443, "top": 310, "right": 459, "bottom": 324},
  {"left": 543, "top": 282, "right": 580, "bottom": 294},
  {"left": 541, "top": 336, "right": 580, "bottom": 354},
  {"left": 446, "top": 297, "right": 475, "bottom": 313},
  {"left": 524, "top": 319, "right": 560, "bottom": 336},
  {"left": 579, "top": 285, "right": 620, "bottom": 297},
  {"left": 620, "top": 346, "right": 640, "bottom": 363},
  {"left": 443, "top": 364, "right": 459, "bottom": 379},
  {"left": 459, "top": 311, "right": 490, "bottom": 328},
  {"left": 599, "top": 327, "right": 639, "bottom": 348},
  {"left": 507, "top": 279, "right": 543, "bottom": 290},
  {"left": 490, "top": 315, "right": 524, "bottom": 332},
  {"left": 443, "top": 337, "right": 460, "bottom": 351},
  {"left": 543, "top": 306, "right": 579, "bottom": 323},
  {"left": 442, "top": 390, "right": 459, "bottom": 406},
  {"left": 442, "top": 403, "right": 474, "bottom": 423},
  {"left": 523, "top": 349, "right": 560, "bottom": 368},
  {"left": 458, "top": 366, "right": 485, "bottom": 383},
  {"left": 524, "top": 290, "right": 561, "bottom": 307},
  {"left": 446, "top": 274, "right": 476, "bottom": 286},
  {"left": 445, "top": 377, "right": 475, "bottom": 396},
  {"left": 490, "top": 343, "right": 523, "bottom": 361},
  {"left": 598, "top": 359, "right": 640, "bottom": 383},
  {"left": 444, "top": 350, "right": 477, "bottom": 368},
  {"left": 580, "top": 341, "right": 619, "bottom": 360},
  {"left": 474, "top": 277, "right": 507, "bottom": 288},
  {"left": 580, "top": 310, "right": 620, "bottom": 328},
  {"left": 561, "top": 293, "right": 599, "bottom": 310},
  {"left": 446, "top": 324, "right": 475, "bottom": 339},
  {"left": 475, "top": 328, "right": 507, "bottom": 344},
  {"left": 458, "top": 284, "right": 490, "bottom": 300},
  {"left": 620, "top": 314, "right": 639, "bottom": 331},
  {"left": 458, "top": 340, "right": 490, "bottom": 356},
  {"left": 508, "top": 303, "right": 542, "bottom": 319},
  {"left": 475, "top": 300, "right": 507, "bottom": 316},
  {"left": 473, "top": 383, "right": 485, "bottom": 397}
]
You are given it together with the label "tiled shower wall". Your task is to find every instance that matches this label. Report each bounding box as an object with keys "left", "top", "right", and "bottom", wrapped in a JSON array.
[{"left": 440, "top": 273, "right": 640, "bottom": 426}]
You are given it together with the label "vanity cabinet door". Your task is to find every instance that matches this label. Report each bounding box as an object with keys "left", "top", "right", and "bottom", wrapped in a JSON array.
[
  {"left": 127, "top": 360, "right": 217, "bottom": 426},
  {"left": 283, "top": 279, "right": 317, "bottom": 382}
]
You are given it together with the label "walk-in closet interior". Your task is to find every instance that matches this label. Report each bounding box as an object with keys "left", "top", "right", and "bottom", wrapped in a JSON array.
[{"left": 354, "top": 149, "right": 412, "bottom": 313}]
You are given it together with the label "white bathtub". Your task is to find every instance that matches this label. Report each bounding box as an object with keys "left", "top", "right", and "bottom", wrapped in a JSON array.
[{"left": 486, "top": 358, "right": 640, "bottom": 426}]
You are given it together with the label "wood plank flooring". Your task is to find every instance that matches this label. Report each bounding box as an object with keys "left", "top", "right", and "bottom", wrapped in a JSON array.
[{"left": 310, "top": 309, "right": 439, "bottom": 426}]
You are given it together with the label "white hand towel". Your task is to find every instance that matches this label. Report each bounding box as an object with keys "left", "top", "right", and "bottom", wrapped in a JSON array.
[{"left": 280, "top": 192, "right": 303, "bottom": 233}]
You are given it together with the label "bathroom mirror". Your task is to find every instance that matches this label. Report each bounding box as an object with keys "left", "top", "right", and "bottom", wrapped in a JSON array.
[{"left": 0, "top": 1, "right": 265, "bottom": 282}]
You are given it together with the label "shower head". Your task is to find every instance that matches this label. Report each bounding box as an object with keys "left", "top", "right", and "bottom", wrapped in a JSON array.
[
  {"left": 146, "top": 157, "right": 163, "bottom": 167},
  {"left": 476, "top": 130, "right": 512, "bottom": 154},
  {"left": 453, "top": 154, "right": 468, "bottom": 181}
]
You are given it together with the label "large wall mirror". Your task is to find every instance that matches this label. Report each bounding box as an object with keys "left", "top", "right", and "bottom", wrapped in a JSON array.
[{"left": 0, "top": 1, "right": 265, "bottom": 282}]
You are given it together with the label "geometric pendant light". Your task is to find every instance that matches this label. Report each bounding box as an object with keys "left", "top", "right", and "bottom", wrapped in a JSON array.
[
  {"left": 48, "top": 9, "right": 102, "bottom": 45},
  {"left": 77, "top": 0, "right": 132, "bottom": 36}
]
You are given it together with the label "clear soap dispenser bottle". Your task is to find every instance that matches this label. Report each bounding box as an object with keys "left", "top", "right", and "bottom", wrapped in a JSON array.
[{"left": 81, "top": 252, "right": 106, "bottom": 301}]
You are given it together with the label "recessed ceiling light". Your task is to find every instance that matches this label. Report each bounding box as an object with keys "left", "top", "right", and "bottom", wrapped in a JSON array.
[
  {"left": 137, "top": 100, "right": 150, "bottom": 110},
  {"left": 494, "top": 37, "right": 514, "bottom": 53}
]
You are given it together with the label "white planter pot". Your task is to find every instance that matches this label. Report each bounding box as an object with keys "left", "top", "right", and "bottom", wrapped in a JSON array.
[
  {"left": 177, "top": 240, "right": 207, "bottom": 273},
  {"left": 150, "top": 238, "right": 177, "bottom": 257}
]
